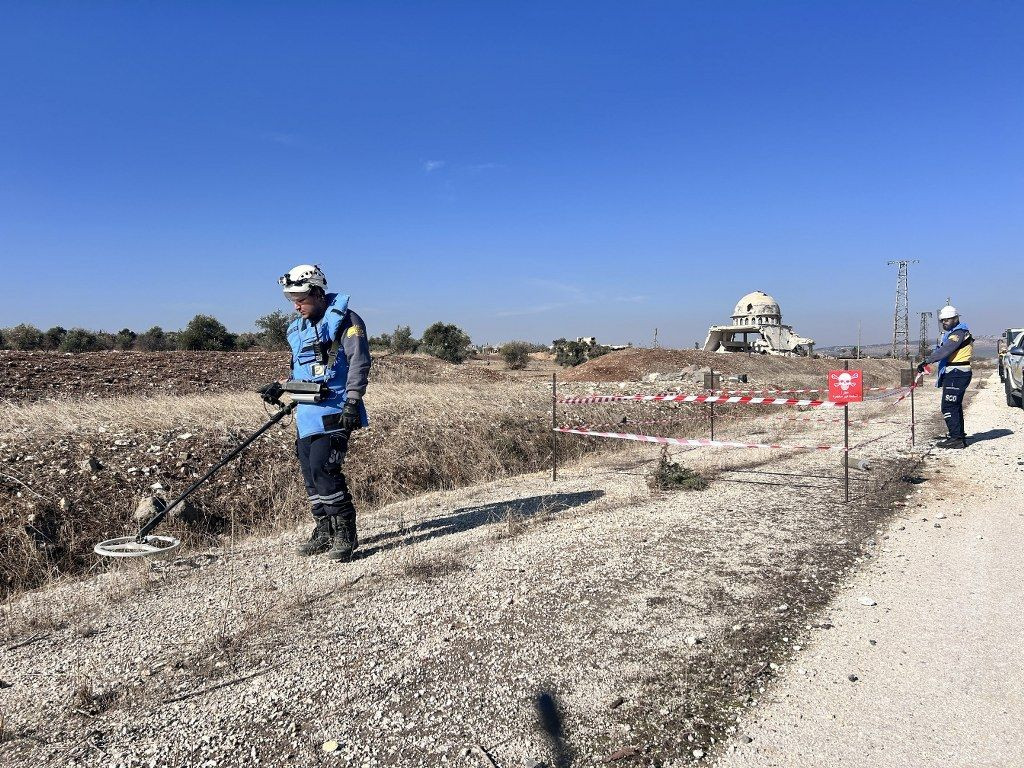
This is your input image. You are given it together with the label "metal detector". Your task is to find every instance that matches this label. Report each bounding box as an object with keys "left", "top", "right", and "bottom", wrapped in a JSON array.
[{"left": 94, "top": 383, "right": 323, "bottom": 558}]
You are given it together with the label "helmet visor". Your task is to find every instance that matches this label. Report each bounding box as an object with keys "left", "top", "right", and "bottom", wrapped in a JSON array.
[{"left": 279, "top": 273, "right": 315, "bottom": 301}]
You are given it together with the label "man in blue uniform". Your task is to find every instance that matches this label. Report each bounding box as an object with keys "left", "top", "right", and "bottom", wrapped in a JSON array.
[
  {"left": 260, "top": 264, "right": 371, "bottom": 561},
  {"left": 918, "top": 305, "right": 973, "bottom": 449}
]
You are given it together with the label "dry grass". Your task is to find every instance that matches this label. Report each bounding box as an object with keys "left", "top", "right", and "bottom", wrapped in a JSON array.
[{"left": 1, "top": 380, "right": 612, "bottom": 598}]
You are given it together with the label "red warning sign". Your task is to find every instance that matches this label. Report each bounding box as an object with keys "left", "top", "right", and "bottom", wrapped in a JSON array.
[{"left": 828, "top": 369, "right": 863, "bottom": 403}]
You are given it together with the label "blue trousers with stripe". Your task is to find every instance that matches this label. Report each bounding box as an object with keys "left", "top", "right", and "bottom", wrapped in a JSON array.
[
  {"left": 940, "top": 369, "right": 972, "bottom": 440},
  {"left": 296, "top": 432, "right": 356, "bottom": 523}
]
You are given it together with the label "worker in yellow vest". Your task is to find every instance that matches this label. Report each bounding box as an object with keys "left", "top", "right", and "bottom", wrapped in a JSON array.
[{"left": 918, "top": 305, "right": 973, "bottom": 448}]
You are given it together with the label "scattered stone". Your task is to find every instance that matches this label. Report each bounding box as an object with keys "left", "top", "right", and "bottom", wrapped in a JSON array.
[
  {"left": 321, "top": 740, "right": 341, "bottom": 753},
  {"left": 684, "top": 635, "right": 700, "bottom": 647},
  {"left": 739, "top": 735, "right": 753, "bottom": 744},
  {"left": 934, "top": 523, "right": 942, "bottom": 528},
  {"left": 858, "top": 596, "right": 877, "bottom": 607},
  {"left": 80, "top": 456, "right": 102, "bottom": 473},
  {"left": 603, "top": 746, "right": 638, "bottom": 762},
  {"left": 692, "top": 749, "right": 705, "bottom": 759},
  {"left": 936, "top": 512, "right": 946, "bottom": 519},
  {"left": 848, "top": 674, "right": 859, "bottom": 682},
  {"left": 133, "top": 496, "right": 167, "bottom": 523},
  {"left": 608, "top": 696, "right": 625, "bottom": 710},
  {"left": 776, "top": 604, "right": 789, "bottom": 612}
]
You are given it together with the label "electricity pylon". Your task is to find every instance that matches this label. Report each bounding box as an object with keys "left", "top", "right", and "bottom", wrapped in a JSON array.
[{"left": 887, "top": 260, "right": 919, "bottom": 359}]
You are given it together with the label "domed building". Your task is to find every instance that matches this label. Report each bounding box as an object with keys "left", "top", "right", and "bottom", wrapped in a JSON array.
[{"left": 703, "top": 290, "right": 814, "bottom": 356}]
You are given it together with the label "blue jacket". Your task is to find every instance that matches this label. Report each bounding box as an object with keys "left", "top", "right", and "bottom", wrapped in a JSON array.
[
  {"left": 926, "top": 321, "right": 973, "bottom": 387},
  {"left": 287, "top": 293, "right": 371, "bottom": 438}
]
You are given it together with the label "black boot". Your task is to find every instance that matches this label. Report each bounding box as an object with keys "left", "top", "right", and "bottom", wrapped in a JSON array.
[
  {"left": 296, "top": 516, "right": 331, "bottom": 556},
  {"left": 937, "top": 437, "right": 967, "bottom": 449},
  {"left": 325, "top": 514, "right": 356, "bottom": 562}
]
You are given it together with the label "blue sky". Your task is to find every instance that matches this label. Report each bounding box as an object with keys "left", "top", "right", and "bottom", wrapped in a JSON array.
[{"left": 2, "top": 2, "right": 1021, "bottom": 346}]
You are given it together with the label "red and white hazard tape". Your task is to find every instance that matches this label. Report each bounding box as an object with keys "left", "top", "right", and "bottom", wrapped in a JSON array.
[
  {"left": 559, "top": 373, "right": 925, "bottom": 408},
  {"left": 718, "top": 385, "right": 901, "bottom": 396},
  {"left": 557, "top": 392, "right": 839, "bottom": 407},
  {"left": 554, "top": 427, "right": 842, "bottom": 452}
]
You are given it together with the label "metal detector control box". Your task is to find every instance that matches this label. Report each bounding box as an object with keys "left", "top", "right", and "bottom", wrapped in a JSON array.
[{"left": 283, "top": 380, "right": 330, "bottom": 404}]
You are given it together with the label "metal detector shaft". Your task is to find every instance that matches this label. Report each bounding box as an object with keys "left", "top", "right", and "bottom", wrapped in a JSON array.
[{"left": 136, "top": 402, "right": 297, "bottom": 540}]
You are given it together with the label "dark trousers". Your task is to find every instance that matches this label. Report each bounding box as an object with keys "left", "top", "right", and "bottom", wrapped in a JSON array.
[
  {"left": 296, "top": 432, "right": 356, "bottom": 526},
  {"left": 940, "top": 369, "right": 972, "bottom": 440}
]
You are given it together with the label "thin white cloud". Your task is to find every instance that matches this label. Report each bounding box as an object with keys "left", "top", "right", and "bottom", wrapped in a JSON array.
[
  {"left": 496, "top": 302, "right": 574, "bottom": 317},
  {"left": 496, "top": 279, "right": 601, "bottom": 317},
  {"left": 422, "top": 160, "right": 446, "bottom": 173},
  {"left": 262, "top": 132, "right": 298, "bottom": 146}
]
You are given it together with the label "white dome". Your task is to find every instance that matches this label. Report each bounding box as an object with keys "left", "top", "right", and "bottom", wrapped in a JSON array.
[{"left": 732, "top": 291, "right": 781, "bottom": 322}]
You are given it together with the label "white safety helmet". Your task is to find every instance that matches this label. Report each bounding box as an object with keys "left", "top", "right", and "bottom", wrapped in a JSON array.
[
  {"left": 278, "top": 264, "right": 327, "bottom": 300},
  {"left": 938, "top": 305, "right": 959, "bottom": 321}
]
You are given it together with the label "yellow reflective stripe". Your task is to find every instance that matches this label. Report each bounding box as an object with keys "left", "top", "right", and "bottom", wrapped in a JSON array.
[{"left": 950, "top": 342, "right": 973, "bottom": 364}]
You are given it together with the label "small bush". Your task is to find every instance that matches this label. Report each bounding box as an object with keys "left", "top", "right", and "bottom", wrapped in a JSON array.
[
  {"left": 59, "top": 328, "right": 104, "bottom": 353},
  {"left": 499, "top": 341, "right": 532, "bottom": 370},
  {"left": 647, "top": 448, "right": 709, "bottom": 491},
  {"left": 43, "top": 326, "right": 68, "bottom": 350},
  {"left": 135, "top": 326, "right": 168, "bottom": 351},
  {"left": 177, "top": 315, "right": 235, "bottom": 351},
  {"left": 234, "top": 332, "right": 261, "bottom": 350},
  {"left": 421, "top": 322, "right": 471, "bottom": 364},
  {"left": 391, "top": 325, "right": 419, "bottom": 354},
  {"left": 255, "top": 310, "right": 291, "bottom": 350},
  {"left": 368, "top": 333, "right": 392, "bottom": 351},
  {"left": 552, "top": 338, "right": 611, "bottom": 367},
  {"left": 5, "top": 324, "right": 44, "bottom": 351},
  {"left": 553, "top": 339, "right": 588, "bottom": 367},
  {"left": 113, "top": 328, "right": 137, "bottom": 350}
]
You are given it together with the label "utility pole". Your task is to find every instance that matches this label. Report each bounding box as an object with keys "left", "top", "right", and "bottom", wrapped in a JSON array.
[
  {"left": 918, "top": 311, "right": 933, "bottom": 360},
  {"left": 653, "top": 328, "right": 659, "bottom": 348},
  {"left": 887, "top": 260, "right": 919, "bottom": 360},
  {"left": 857, "top": 321, "right": 862, "bottom": 359}
]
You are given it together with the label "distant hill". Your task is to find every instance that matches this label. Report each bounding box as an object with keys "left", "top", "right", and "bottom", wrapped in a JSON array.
[{"left": 817, "top": 335, "right": 999, "bottom": 360}]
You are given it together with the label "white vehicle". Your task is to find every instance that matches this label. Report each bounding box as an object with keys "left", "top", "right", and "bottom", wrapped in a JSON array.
[
  {"left": 1004, "top": 330, "right": 1024, "bottom": 408},
  {"left": 999, "top": 327, "right": 1024, "bottom": 382}
]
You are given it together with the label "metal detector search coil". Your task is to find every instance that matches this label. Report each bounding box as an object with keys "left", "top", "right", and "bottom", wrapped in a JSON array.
[{"left": 94, "top": 535, "right": 181, "bottom": 558}]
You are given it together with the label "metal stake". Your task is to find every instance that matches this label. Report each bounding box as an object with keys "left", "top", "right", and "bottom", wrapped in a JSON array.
[
  {"left": 844, "top": 360, "right": 850, "bottom": 503},
  {"left": 910, "top": 358, "right": 916, "bottom": 447},
  {"left": 709, "top": 368, "right": 715, "bottom": 441},
  {"left": 551, "top": 372, "right": 558, "bottom": 481}
]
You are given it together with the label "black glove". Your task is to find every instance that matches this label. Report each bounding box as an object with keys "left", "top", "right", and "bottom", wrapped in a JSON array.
[
  {"left": 916, "top": 362, "right": 926, "bottom": 374},
  {"left": 259, "top": 381, "right": 284, "bottom": 405},
  {"left": 339, "top": 400, "right": 362, "bottom": 431}
]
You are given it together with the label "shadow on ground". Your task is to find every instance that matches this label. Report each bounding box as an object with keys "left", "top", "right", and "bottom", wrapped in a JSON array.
[
  {"left": 970, "top": 428, "right": 1013, "bottom": 444},
  {"left": 357, "top": 490, "right": 605, "bottom": 558}
]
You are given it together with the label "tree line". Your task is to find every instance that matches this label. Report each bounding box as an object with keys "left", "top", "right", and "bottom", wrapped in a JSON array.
[
  {"left": 0, "top": 315, "right": 598, "bottom": 369},
  {"left": 0, "top": 311, "right": 295, "bottom": 354},
  {"left": 0, "top": 314, "right": 557, "bottom": 369}
]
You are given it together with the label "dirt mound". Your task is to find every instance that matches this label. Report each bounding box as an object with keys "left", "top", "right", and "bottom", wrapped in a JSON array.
[
  {"left": 561, "top": 347, "right": 907, "bottom": 388},
  {"left": 0, "top": 350, "right": 509, "bottom": 403}
]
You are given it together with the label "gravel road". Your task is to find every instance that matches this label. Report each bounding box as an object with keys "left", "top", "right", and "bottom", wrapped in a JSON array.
[{"left": 718, "top": 371, "right": 1024, "bottom": 767}]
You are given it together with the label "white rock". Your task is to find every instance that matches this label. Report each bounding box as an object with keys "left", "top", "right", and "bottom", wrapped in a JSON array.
[{"left": 858, "top": 596, "right": 877, "bottom": 606}]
